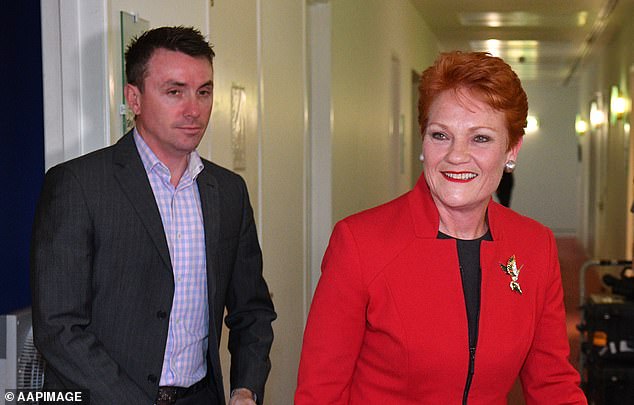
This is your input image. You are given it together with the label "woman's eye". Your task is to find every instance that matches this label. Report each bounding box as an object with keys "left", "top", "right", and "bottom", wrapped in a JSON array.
[
  {"left": 430, "top": 132, "right": 447, "bottom": 140},
  {"left": 474, "top": 135, "right": 490, "bottom": 143}
]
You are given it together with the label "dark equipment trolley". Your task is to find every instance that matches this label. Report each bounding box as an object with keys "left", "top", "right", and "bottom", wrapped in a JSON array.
[{"left": 577, "top": 259, "right": 634, "bottom": 405}]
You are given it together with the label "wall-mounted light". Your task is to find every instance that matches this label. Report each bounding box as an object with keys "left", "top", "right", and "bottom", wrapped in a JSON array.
[
  {"left": 575, "top": 114, "right": 588, "bottom": 135},
  {"left": 610, "top": 85, "right": 628, "bottom": 122},
  {"left": 590, "top": 100, "right": 605, "bottom": 128},
  {"left": 525, "top": 114, "right": 539, "bottom": 133}
]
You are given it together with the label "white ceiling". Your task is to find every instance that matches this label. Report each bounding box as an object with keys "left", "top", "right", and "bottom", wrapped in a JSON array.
[{"left": 410, "top": 0, "right": 634, "bottom": 85}]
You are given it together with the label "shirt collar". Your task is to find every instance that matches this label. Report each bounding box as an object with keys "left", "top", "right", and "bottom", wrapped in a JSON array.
[{"left": 133, "top": 128, "right": 204, "bottom": 181}]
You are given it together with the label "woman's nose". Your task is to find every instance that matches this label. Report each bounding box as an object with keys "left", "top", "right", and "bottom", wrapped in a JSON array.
[{"left": 446, "top": 139, "right": 470, "bottom": 163}]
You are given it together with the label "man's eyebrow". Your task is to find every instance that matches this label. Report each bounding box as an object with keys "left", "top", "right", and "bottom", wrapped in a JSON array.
[
  {"left": 163, "top": 80, "right": 186, "bottom": 87},
  {"left": 160, "top": 80, "right": 213, "bottom": 89}
]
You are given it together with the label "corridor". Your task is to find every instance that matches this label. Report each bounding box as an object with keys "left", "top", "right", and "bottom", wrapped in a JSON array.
[{"left": 6, "top": 1, "right": 634, "bottom": 403}]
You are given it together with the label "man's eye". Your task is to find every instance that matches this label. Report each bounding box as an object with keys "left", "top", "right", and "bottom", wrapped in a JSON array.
[
  {"left": 198, "top": 90, "right": 211, "bottom": 96},
  {"left": 167, "top": 89, "right": 181, "bottom": 95}
]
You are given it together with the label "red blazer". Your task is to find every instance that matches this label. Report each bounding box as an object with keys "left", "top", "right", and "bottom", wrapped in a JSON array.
[{"left": 295, "top": 176, "right": 586, "bottom": 404}]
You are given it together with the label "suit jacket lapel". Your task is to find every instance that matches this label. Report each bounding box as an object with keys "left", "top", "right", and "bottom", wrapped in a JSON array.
[
  {"left": 196, "top": 164, "right": 224, "bottom": 388},
  {"left": 112, "top": 132, "right": 172, "bottom": 271},
  {"left": 196, "top": 166, "right": 219, "bottom": 318}
]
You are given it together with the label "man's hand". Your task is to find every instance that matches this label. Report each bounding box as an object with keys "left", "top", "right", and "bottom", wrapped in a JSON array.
[{"left": 229, "top": 388, "right": 256, "bottom": 405}]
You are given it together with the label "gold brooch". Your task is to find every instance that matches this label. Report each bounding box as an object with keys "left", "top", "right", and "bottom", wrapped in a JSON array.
[{"left": 500, "top": 255, "right": 523, "bottom": 294}]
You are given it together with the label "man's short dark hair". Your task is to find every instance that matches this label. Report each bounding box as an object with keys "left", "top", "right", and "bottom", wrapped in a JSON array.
[{"left": 125, "top": 26, "right": 215, "bottom": 91}]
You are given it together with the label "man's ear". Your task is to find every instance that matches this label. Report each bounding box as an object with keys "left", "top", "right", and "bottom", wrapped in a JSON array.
[{"left": 124, "top": 83, "right": 142, "bottom": 115}]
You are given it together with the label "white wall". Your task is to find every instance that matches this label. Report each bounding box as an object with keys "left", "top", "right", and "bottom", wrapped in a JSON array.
[
  {"left": 512, "top": 81, "right": 580, "bottom": 236},
  {"left": 212, "top": 1, "right": 310, "bottom": 401},
  {"left": 206, "top": 0, "right": 260, "bottom": 211},
  {"left": 331, "top": 0, "right": 439, "bottom": 221},
  {"left": 41, "top": 0, "right": 110, "bottom": 169},
  {"left": 206, "top": 1, "right": 264, "bottom": 401},
  {"left": 258, "top": 3, "right": 307, "bottom": 402},
  {"left": 307, "top": 1, "right": 334, "bottom": 299}
]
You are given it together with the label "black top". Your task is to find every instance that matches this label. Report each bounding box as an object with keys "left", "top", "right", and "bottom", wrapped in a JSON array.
[{"left": 438, "top": 230, "right": 493, "bottom": 349}]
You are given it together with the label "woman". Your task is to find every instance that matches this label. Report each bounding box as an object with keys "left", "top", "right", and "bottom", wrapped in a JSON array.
[{"left": 295, "top": 52, "right": 586, "bottom": 404}]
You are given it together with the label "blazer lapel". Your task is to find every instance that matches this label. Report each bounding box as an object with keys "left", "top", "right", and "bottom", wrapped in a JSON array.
[
  {"left": 196, "top": 166, "right": 219, "bottom": 319},
  {"left": 196, "top": 165, "right": 225, "bottom": 389},
  {"left": 112, "top": 132, "right": 172, "bottom": 271}
]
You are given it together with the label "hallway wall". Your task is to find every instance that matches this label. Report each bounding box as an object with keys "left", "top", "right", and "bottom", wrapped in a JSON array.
[
  {"left": 512, "top": 81, "right": 580, "bottom": 236},
  {"left": 208, "top": 2, "right": 308, "bottom": 403},
  {"left": 331, "top": 0, "right": 439, "bottom": 221},
  {"left": 576, "top": 1, "right": 634, "bottom": 259}
]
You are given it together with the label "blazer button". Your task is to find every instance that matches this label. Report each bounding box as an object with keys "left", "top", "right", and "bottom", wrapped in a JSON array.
[
  {"left": 156, "top": 310, "right": 167, "bottom": 319},
  {"left": 148, "top": 374, "right": 157, "bottom": 383}
]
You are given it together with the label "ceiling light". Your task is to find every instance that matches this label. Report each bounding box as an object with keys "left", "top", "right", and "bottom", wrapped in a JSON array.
[
  {"left": 613, "top": 97, "right": 628, "bottom": 115},
  {"left": 526, "top": 115, "right": 539, "bottom": 133},
  {"left": 590, "top": 101, "right": 605, "bottom": 128},
  {"left": 459, "top": 11, "right": 589, "bottom": 28},
  {"left": 575, "top": 114, "right": 588, "bottom": 135},
  {"left": 475, "top": 39, "right": 541, "bottom": 59},
  {"left": 610, "top": 86, "right": 628, "bottom": 122}
]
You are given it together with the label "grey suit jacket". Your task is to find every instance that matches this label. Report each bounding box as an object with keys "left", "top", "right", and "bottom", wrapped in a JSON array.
[{"left": 30, "top": 132, "right": 276, "bottom": 404}]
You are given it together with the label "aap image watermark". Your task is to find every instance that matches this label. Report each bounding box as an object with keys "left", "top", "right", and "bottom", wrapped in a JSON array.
[{"left": 4, "top": 390, "right": 89, "bottom": 404}]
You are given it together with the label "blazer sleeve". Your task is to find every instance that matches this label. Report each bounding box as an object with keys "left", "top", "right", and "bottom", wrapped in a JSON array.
[
  {"left": 519, "top": 230, "right": 587, "bottom": 404},
  {"left": 30, "top": 165, "right": 152, "bottom": 404},
  {"left": 295, "top": 221, "right": 368, "bottom": 404},
  {"left": 223, "top": 177, "right": 276, "bottom": 404}
]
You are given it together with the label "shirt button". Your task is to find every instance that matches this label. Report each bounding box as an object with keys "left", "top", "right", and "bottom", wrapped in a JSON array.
[{"left": 177, "top": 232, "right": 182, "bottom": 239}]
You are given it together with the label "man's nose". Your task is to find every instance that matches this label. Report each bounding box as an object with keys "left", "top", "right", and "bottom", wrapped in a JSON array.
[{"left": 183, "top": 95, "right": 202, "bottom": 118}]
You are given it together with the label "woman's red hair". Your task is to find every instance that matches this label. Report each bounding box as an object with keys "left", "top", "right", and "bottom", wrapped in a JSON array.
[{"left": 418, "top": 51, "right": 528, "bottom": 149}]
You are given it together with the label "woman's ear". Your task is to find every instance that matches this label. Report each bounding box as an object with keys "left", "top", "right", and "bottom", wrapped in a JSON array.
[{"left": 507, "top": 136, "right": 523, "bottom": 162}]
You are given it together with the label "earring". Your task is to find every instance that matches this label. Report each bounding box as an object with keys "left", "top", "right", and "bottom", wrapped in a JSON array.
[
  {"left": 504, "top": 160, "right": 516, "bottom": 173},
  {"left": 419, "top": 153, "right": 425, "bottom": 162}
]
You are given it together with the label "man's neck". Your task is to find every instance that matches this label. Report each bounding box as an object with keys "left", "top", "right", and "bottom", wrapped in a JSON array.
[
  {"left": 164, "top": 156, "right": 188, "bottom": 187},
  {"left": 135, "top": 130, "right": 190, "bottom": 187}
]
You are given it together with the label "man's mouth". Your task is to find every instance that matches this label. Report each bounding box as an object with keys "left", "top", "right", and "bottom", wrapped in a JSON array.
[{"left": 177, "top": 125, "right": 204, "bottom": 134}]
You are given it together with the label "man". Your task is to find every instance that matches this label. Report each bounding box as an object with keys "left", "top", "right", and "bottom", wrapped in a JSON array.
[{"left": 31, "top": 26, "right": 276, "bottom": 405}]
